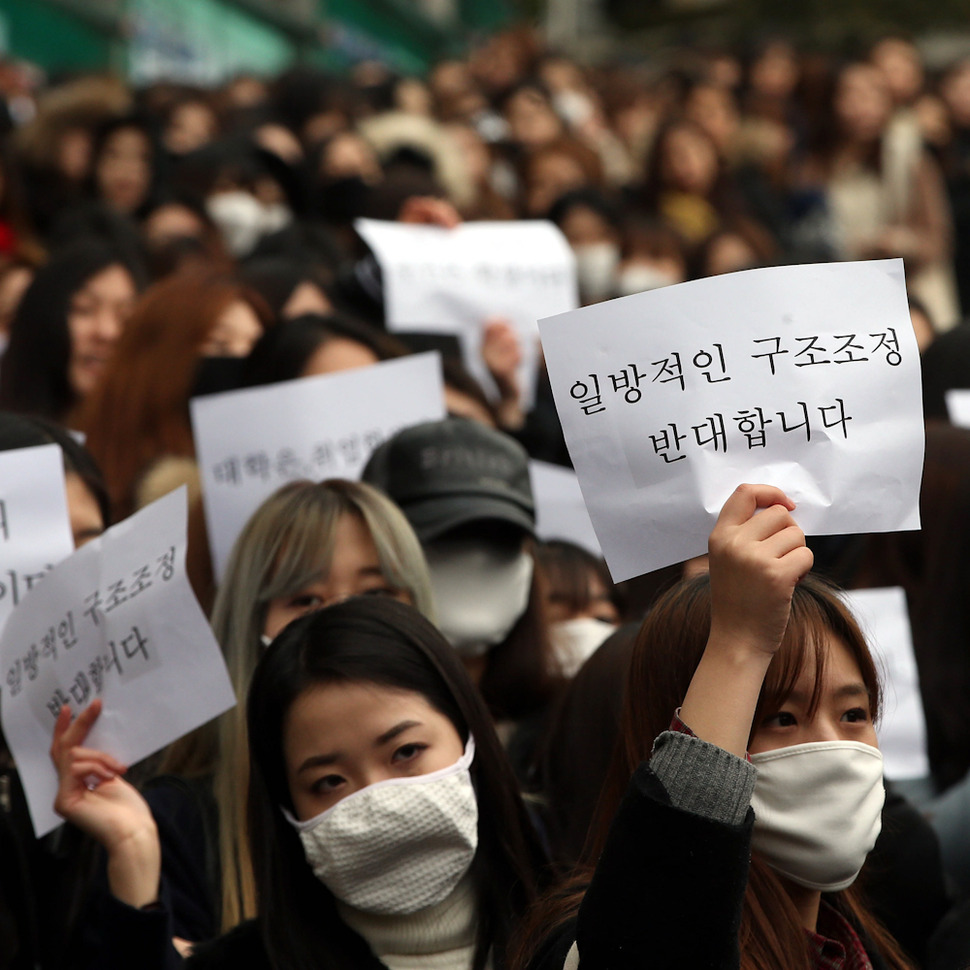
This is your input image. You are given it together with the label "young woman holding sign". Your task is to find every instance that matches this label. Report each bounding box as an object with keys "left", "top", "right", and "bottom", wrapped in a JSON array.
[
  {"left": 513, "top": 483, "right": 914, "bottom": 970},
  {"left": 51, "top": 596, "right": 545, "bottom": 969}
]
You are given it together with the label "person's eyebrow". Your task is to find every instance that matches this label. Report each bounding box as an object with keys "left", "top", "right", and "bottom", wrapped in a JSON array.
[
  {"left": 376, "top": 720, "right": 421, "bottom": 746},
  {"left": 783, "top": 682, "right": 870, "bottom": 706},
  {"left": 297, "top": 751, "right": 342, "bottom": 773},
  {"left": 834, "top": 682, "right": 871, "bottom": 700}
]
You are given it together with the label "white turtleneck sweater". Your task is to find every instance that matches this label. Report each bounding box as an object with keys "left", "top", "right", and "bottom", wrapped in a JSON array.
[{"left": 337, "top": 873, "right": 486, "bottom": 970}]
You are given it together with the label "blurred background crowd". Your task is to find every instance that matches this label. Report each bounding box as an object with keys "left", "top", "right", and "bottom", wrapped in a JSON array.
[{"left": 5, "top": 0, "right": 970, "bottom": 966}]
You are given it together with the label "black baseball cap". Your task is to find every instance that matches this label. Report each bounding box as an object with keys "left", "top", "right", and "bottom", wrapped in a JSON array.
[{"left": 361, "top": 417, "right": 535, "bottom": 542}]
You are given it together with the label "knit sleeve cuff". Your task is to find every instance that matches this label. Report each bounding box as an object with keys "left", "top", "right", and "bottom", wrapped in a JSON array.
[{"left": 649, "top": 730, "right": 757, "bottom": 826}]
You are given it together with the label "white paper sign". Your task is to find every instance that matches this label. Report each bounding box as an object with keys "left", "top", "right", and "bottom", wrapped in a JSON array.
[
  {"left": 191, "top": 353, "right": 447, "bottom": 579},
  {"left": 539, "top": 260, "right": 924, "bottom": 582},
  {"left": 0, "top": 488, "right": 236, "bottom": 837},
  {"left": 529, "top": 460, "right": 601, "bottom": 556},
  {"left": 355, "top": 218, "right": 578, "bottom": 406},
  {"left": 945, "top": 389, "right": 970, "bottom": 427},
  {"left": 842, "top": 587, "right": 929, "bottom": 780},
  {"left": 0, "top": 444, "right": 74, "bottom": 637}
]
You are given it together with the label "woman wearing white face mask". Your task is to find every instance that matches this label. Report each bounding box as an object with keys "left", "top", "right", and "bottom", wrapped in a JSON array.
[
  {"left": 514, "top": 484, "right": 915, "bottom": 970},
  {"left": 51, "top": 597, "right": 546, "bottom": 970}
]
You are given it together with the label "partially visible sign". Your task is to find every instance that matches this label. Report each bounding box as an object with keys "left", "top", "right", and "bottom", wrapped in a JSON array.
[
  {"left": 0, "top": 489, "right": 236, "bottom": 837},
  {"left": 530, "top": 460, "right": 600, "bottom": 556},
  {"left": 0, "top": 445, "right": 74, "bottom": 637},
  {"left": 843, "top": 587, "right": 928, "bottom": 780},
  {"left": 191, "top": 353, "right": 447, "bottom": 578}
]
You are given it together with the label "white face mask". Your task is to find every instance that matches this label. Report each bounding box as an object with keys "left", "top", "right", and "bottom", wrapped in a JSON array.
[
  {"left": 285, "top": 738, "right": 478, "bottom": 916},
  {"left": 573, "top": 242, "right": 620, "bottom": 302},
  {"left": 425, "top": 540, "right": 534, "bottom": 657},
  {"left": 206, "top": 191, "right": 293, "bottom": 257},
  {"left": 550, "top": 616, "right": 616, "bottom": 678},
  {"left": 750, "top": 740, "right": 884, "bottom": 892},
  {"left": 616, "top": 265, "right": 679, "bottom": 296}
]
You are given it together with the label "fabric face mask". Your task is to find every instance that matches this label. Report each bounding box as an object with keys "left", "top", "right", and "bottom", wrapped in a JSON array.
[
  {"left": 206, "top": 192, "right": 292, "bottom": 257},
  {"left": 749, "top": 740, "right": 885, "bottom": 891},
  {"left": 616, "top": 265, "right": 679, "bottom": 296},
  {"left": 425, "top": 540, "right": 534, "bottom": 657},
  {"left": 550, "top": 617, "right": 616, "bottom": 678},
  {"left": 284, "top": 738, "right": 478, "bottom": 916}
]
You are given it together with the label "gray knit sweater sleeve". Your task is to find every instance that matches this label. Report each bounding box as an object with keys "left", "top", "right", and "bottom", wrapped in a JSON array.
[{"left": 648, "top": 730, "right": 757, "bottom": 827}]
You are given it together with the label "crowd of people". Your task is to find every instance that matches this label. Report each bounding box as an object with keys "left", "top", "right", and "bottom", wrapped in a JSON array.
[{"left": 2, "top": 20, "right": 970, "bottom": 970}]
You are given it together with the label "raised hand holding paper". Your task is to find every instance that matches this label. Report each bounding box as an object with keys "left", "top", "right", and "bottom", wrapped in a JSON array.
[
  {"left": 0, "top": 488, "right": 235, "bottom": 837},
  {"left": 538, "top": 260, "right": 923, "bottom": 581},
  {"left": 191, "top": 352, "right": 447, "bottom": 578},
  {"left": 0, "top": 444, "right": 74, "bottom": 636},
  {"left": 355, "top": 218, "right": 577, "bottom": 406}
]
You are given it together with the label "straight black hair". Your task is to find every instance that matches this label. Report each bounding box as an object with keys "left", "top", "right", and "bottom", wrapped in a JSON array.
[{"left": 245, "top": 596, "right": 546, "bottom": 970}]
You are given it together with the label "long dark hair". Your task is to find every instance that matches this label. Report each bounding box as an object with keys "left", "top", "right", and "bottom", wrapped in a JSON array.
[
  {"left": 245, "top": 596, "right": 546, "bottom": 970},
  {"left": 512, "top": 573, "right": 913, "bottom": 970},
  {"left": 0, "top": 240, "right": 139, "bottom": 421}
]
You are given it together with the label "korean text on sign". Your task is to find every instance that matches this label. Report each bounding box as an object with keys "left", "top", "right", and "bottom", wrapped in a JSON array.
[
  {"left": 0, "top": 488, "right": 235, "bottom": 837},
  {"left": 191, "top": 352, "right": 447, "bottom": 579},
  {"left": 538, "top": 259, "right": 923, "bottom": 582}
]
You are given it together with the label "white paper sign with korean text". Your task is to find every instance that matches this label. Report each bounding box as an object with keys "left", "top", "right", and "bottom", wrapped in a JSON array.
[
  {"left": 842, "top": 587, "right": 928, "bottom": 780},
  {"left": 355, "top": 218, "right": 578, "bottom": 406},
  {"left": 0, "top": 488, "right": 236, "bottom": 837},
  {"left": 0, "top": 444, "right": 74, "bottom": 637},
  {"left": 191, "top": 352, "right": 447, "bottom": 579},
  {"left": 539, "top": 260, "right": 923, "bottom": 581},
  {"left": 529, "top": 460, "right": 601, "bottom": 556}
]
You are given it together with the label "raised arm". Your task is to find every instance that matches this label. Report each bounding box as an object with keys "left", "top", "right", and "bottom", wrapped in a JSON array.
[
  {"left": 550, "top": 485, "right": 812, "bottom": 970},
  {"left": 679, "top": 483, "right": 813, "bottom": 757}
]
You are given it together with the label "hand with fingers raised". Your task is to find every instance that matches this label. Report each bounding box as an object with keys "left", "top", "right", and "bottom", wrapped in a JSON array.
[
  {"left": 679, "top": 484, "right": 814, "bottom": 758},
  {"left": 51, "top": 699, "right": 161, "bottom": 908},
  {"left": 707, "top": 483, "right": 815, "bottom": 658}
]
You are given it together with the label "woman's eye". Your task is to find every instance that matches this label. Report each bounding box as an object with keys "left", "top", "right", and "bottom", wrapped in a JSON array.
[
  {"left": 842, "top": 707, "right": 870, "bottom": 723},
  {"left": 361, "top": 585, "right": 398, "bottom": 599},
  {"left": 392, "top": 742, "right": 427, "bottom": 764},
  {"left": 764, "top": 711, "right": 797, "bottom": 728},
  {"left": 311, "top": 773, "right": 344, "bottom": 794},
  {"left": 289, "top": 593, "right": 324, "bottom": 610}
]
